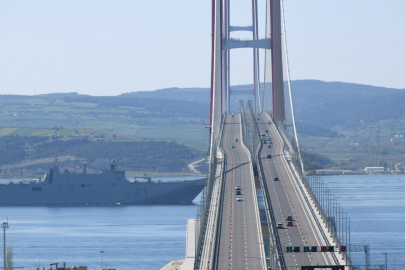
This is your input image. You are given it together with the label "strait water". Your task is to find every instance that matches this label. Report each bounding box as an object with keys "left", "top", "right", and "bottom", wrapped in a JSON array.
[
  {"left": 0, "top": 175, "right": 404, "bottom": 269},
  {"left": 323, "top": 174, "right": 405, "bottom": 269}
]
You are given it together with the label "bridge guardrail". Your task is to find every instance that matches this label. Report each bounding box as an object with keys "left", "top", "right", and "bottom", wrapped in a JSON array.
[
  {"left": 211, "top": 149, "right": 227, "bottom": 269},
  {"left": 239, "top": 116, "right": 268, "bottom": 270},
  {"left": 244, "top": 103, "right": 285, "bottom": 269},
  {"left": 194, "top": 113, "right": 227, "bottom": 270},
  {"left": 257, "top": 142, "right": 286, "bottom": 269}
]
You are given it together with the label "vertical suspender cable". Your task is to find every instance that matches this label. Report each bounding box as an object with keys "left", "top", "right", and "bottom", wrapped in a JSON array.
[
  {"left": 280, "top": 0, "right": 305, "bottom": 176},
  {"left": 262, "top": 0, "right": 271, "bottom": 113}
]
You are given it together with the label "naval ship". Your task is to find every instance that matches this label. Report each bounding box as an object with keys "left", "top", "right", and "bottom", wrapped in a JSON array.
[{"left": 0, "top": 160, "right": 205, "bottom": 205}]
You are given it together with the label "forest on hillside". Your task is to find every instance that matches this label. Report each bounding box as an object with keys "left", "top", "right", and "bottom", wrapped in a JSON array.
[
  {"left": 299, "top": 92, "right": 405, "bottom": 129},
  {"left": 0, "top": 136, "right": 204, "bottom": 177},
  {"left": 62, "top": 95, "right": 209, "bottom": 119}
]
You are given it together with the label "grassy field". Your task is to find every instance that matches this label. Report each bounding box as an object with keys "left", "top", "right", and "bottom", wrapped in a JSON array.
[{"left": 0, "top": 96, "right": 209, "bottom": 150}]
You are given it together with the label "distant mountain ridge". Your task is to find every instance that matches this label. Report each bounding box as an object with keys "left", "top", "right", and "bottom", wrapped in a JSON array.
[
  {"left": 119, "top": 80, "right": 404, "bottom": 132},
  {"left": 2, "top": 80, "right": 403, "bottom": 137},
  {"left": 119, "top": 80, "right": 404, "bottom": 113}
]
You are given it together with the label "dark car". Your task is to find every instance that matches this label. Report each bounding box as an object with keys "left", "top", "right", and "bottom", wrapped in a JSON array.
[
  {"left": 287, "top": 221, "right": 293, "bottom": 226},
  {"left": 267, "top": 155, "right": 272, "bottom": 159},
  {"left": 274, "top": 177, "right": 279, "bottom": 181},
  {"left": 236, "top": 190, "right": 241, "bottom": 195},
  {"left": 286, "top": 216, "right": 293, "bottom": 221}
]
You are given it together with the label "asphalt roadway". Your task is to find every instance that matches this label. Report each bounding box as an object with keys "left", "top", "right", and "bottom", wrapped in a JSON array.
[
  {"left": 257, "top": 114, "right": 332, "bottom": 267},
  {"left": 216, "top": 115, "right": 265, "bottom": 270}
]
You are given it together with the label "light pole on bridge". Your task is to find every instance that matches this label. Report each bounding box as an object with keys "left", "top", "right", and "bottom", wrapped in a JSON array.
[
  {"left": 382, "top": 252, "right": 387, "bottom": 270},
  {"left": 1, "top": 222, "right": 9, "bottom": 270},
  {"left": 100, "top": 251, "right": 105, "bottom": 270}
]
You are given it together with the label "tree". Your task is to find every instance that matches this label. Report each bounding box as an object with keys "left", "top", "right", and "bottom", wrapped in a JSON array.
[
  {"left": 6, "top": 246, "right": 13, "bottom": 270},
  {"left": 378, "top": 160, "right": 388, "bottom": 169}
]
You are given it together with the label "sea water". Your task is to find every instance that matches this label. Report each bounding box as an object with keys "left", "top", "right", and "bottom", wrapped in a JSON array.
[
  {"left": 0, "top": 175, "right": 404, "bottom": 269},
  {"left": 0, "top": 178, "right": 201, "bottom": 270},
  {"left": 323, "top": 174, "right": 405, "bottom": 269}
]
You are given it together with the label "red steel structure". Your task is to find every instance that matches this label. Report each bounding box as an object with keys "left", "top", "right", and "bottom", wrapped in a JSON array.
[
  {"left": 209, "top": 0, "right": 286, "bottom": 143},
  {"left": 270, "top": 0, "right": 285, "bottom": 121}
]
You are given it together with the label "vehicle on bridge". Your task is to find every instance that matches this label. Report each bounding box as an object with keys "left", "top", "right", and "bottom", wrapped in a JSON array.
[
  {"left": 231, "top": 145, "right": 235, "bottom": 148},
  {"left": 236, "top": 190, "right": 241, "bottom": 195},
  {"left": 287, "top": 221, "right": 293, "bottom": 226},
  {"left": 287, "top": 216, "right": 293, "bottom": 221},
  {"left": 236, "top": 197, "right": 242, "bottom": 201},
  {"left": 277, "top": 223, "right": 283, "bottom": 229},
  {"left": 274, "top": 177, "right": 279, "bottom": 181},
  {"left": 235, "top": 138, "right": 238, "bottom": 142},
  {"left": 267, "top": 154, "right": 272, "bottom": 158},
  {"left": 235, "top": 185, "right": 241, "bottom": 190},
  {"left": 268, "top": 145, "right": 271, "bottom": 148}
]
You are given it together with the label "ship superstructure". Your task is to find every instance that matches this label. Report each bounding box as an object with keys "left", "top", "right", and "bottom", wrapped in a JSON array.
[{"left": 0, "top": 160, "right": 205, "bottom": 205}]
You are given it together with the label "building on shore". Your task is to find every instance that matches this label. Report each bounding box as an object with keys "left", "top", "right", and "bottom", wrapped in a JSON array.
[
  {"left": 364, "top": 167, "right": 385, "bottom": 174},
  {"left": 315, "top": 169, "right": 343, "bottom": 175}
]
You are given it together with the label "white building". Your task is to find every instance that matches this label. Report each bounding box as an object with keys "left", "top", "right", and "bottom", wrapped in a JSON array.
[
  {"left": 316, "top": 169, "right": 343, "bottom": 175},
  {"left": 364, "top": 167, "right": 385, "bottom": 174}
]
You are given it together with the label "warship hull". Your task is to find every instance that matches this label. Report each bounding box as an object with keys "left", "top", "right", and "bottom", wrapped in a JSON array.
[{"left": 0, "top": 162, "right": 205, "bottom": 205}]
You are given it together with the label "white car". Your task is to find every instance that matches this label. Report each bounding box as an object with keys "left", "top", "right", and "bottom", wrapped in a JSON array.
[
  {"left": 235, "top": 185, "right": 241, "bottom": 190},
  {"left": 236, "top": 197, "right": 242, "bottom": 201},
  {"left": 277, "top": 223, "right": 283, "bottom": 229}
]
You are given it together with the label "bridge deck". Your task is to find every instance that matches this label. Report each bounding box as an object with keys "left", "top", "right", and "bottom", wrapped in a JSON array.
[
  {"left": 258, "top": 114, "right": 332, "bottom": 267},
  {"left": 216, "top": 115, "right": 264, "bottom": 270}
]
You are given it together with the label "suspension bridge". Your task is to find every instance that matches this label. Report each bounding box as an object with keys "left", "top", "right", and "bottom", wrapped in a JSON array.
[{"left": 179, "top": 1, "right": 367, "bottom": 270}]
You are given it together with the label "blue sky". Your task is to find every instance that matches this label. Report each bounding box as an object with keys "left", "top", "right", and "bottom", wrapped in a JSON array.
[{"left": 0, "top": 0, "right": 404, "bottom": 96}]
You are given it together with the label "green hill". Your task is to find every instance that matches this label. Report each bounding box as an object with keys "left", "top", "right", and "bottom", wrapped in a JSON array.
[
  {"left": 0, "top": 135, "right": 204, "bottom": 178},
  {"left": 299, "top": 91, "right": 405, "bottom": 129}
]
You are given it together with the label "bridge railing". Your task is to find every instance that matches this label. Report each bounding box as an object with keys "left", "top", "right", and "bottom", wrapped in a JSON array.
[
  {"left": 240, "top": 100, "right": 247, "bottom": 148},
  {"left": 256, "top": 138, "right": 286, "bottom": 269},
  {"left": 243, "top": 102, "right": 286, "bottom": 269},
  {"left": 194, "top": 113, "right": 227, "bottom": 270},
  {"left": 246, "top": 101, "right": 260, "bottom": 160},
  {"left": 211, "top": 149, "right": 227, "bottom": 269}
]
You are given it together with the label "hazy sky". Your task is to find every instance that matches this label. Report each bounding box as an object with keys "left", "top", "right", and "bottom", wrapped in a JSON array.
[{"left": 0, "top": 0, "right": 404, "bottom": 96}]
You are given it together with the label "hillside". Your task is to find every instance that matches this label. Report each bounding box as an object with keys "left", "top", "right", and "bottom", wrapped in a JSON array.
[
  {"left": 120, "top": 80, "right": 403, "bottom": 109},
  {"left": 1, "top": 79, "right": 404, "bottom": 172},
  {"left": 120, "top": 80, "right": 404, "bottom": 131},
  {"left": 0, "top": 95, "right": 210, "bottom": 150},
  {"left": 0, "top": 135, "right": 204, "bottom": 178},
  {"left": 299, "top": 91, "right": 405, "bottom": 129}
]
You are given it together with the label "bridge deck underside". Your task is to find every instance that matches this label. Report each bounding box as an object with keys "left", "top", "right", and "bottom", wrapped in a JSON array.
[
  {"left": 258, "top": 114, "right": 332, "bottom": 267},
  {"left": 216, "top": 115, "right": 264, "bottom": 270}
]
